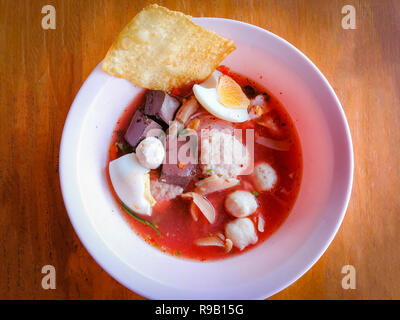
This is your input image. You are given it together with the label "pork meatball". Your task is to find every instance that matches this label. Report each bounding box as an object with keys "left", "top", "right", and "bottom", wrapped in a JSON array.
[
  {"left": 225, "top": 218, "right": 258, "bottom": 250},
  {"left": 225, "top": 190, "right": 258, "bottom": 218},
  {"left": 253, "top": 162, "right": 277, "bottom": 191},
  {"left": 136, "top": 137, "right": 165, "bottom": 169}
]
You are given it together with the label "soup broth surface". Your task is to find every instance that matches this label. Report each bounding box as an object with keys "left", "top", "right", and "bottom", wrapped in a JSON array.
[{"left": 108, "top": 68, "right": 302, "bottom": 260}]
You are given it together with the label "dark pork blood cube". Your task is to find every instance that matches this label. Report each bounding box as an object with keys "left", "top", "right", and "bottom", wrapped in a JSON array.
[
  {"left": 124, "top": 110, "right": 163, "bottom": 148},
  {"left": 143, "top": 90, "right": 181, "bottom": 127},
  {"left": 160, "top": 135, "right": 197, "bottom": 188}
]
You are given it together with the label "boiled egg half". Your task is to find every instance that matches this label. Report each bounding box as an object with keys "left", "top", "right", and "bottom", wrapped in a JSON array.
[
  {"left": 109, "top": 152, "right": 156, "bottom": 216},
  {"left": 193, "top": 71, "right": 250, "bottom": 123}
]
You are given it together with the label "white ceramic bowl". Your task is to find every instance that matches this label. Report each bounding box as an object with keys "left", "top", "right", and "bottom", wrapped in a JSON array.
[{"left": 60, "top": 18, "right": 353, "bottom": 299}]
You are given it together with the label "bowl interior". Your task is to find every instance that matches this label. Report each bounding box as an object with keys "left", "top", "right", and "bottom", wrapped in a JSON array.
[{"left": 60, "top": 18, "right": 353, "bottom": 299}]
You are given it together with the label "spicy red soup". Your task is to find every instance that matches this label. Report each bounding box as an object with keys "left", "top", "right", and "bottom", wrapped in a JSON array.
[{"left": 107, "top": 68, "right": 302, "bottom": 261}]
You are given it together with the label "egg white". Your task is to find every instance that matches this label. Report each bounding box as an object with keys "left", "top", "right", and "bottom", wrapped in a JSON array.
[
  {"left": 109, "top": 153, "right": 152, "bottom": 216},
  {"left": 193, "top": 71, "right": 250, "bottom": 123}
]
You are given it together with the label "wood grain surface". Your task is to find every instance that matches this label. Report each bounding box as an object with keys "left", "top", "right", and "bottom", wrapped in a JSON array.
[{"left": 0, "top": 0, "right": 399, "bottom": 299}]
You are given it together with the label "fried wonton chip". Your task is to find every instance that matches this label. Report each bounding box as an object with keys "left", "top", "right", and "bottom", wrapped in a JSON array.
[{"left": 102, "top": 4, "right": 236, "bottom": 91}]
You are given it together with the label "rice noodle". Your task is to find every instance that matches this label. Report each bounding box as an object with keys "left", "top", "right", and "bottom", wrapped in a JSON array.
[
  {"left": 195, "top": 175, "right": 239, "bottom": 195},
  {"left": 190, "top": 202, "right": 199, "bottom": 221},
  {"left": 195, "top": 236, "right": 224, "bottom": 247},
  {"left": 258, "top": 215, "right": 265, "bottom": 232},
  {"left": 255, "top": 134, "right": 291, "bottom": 151},
  {"left": 181, "top": 192, "right": 216, "bottom": 223}
]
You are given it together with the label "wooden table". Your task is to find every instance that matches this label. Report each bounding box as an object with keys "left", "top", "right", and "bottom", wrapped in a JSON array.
[{"left": 1, "top": 0, "right": 399, "bottom": 299}]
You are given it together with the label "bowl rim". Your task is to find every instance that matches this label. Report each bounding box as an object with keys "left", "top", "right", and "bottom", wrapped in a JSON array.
[{"left": 59, "top": 17, "right": 354, "bottom": 299}]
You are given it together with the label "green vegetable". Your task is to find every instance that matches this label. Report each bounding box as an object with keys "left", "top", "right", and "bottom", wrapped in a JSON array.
[
  {"left": 178, "top": 129, "right": 189, "bottom": 136},
  {"left": 252, "top": 190, "right": 260, "bottom": 197},
  {"left": 198, "top": 177, "right": 205, "bottom": 181},
  {"left": 116, "top": 141, "right": 133, "bottom": 154},
  {"left": 206, "top": 168, "right": 213, "bottom": 173},
  {"left": 176, "top": 251, "right": 181, "bottom": 256},
  {"left": 121, "top": 202, "right": 162, "bottom": 236}
]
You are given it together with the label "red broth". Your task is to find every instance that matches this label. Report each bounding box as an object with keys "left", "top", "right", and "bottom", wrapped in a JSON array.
[{"left": 107, "top": 69, "right": 302, "bottom": 261}]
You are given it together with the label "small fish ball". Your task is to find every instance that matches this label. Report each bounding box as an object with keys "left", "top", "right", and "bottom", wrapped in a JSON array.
[
  {"left": 225, "top": 190, "right": 258, "bottom": 218},
  {"left": 253, "top": 162, "right": 277, "bottom": 191},
  {"left": 136, "top": 137, "right": 165, "bottom": 169},
  {"left": 225, "top": 218, "right": 258, "bottom": 250}
]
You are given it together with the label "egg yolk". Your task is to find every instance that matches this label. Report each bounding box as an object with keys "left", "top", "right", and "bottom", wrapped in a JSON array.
[{"left": 217, "top": 75, "right": 250, "bottom": 109}]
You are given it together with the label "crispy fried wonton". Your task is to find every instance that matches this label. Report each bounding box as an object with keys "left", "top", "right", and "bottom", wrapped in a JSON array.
[{"left": 102, "top": 4, "right": 236, "bottom": 91}]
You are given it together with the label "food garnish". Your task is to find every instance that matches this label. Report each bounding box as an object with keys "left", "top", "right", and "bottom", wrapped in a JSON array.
[
  {"left": 177, "top": 128, "right": 189, "bottom": 136},
  {"left": 102, "top": 4, "right": 236, "bottom": 91},
  {"left": 116, "top": 141, "right": 133, "bottom": 155},
  {"left": 121, "top": 202, "right": 162, "bottom": 236}
]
